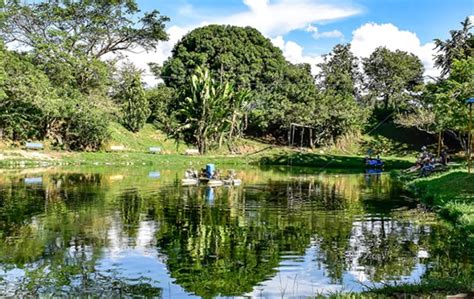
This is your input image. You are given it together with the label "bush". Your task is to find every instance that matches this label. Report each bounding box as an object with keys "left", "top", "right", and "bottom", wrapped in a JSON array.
[
  {"left": 146, "top": 84, "right": 176, "bottom": 128},
  {"left": 64, "top": 106, "right": 110, "bottom": 151},
  {"left": 115, "top": 65, "right": 149, "bottom": 133}
]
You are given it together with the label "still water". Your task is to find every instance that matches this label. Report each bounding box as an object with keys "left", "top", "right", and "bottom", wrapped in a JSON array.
[{"left": 0, "top": 166, "right": 471, "bottom": 298}]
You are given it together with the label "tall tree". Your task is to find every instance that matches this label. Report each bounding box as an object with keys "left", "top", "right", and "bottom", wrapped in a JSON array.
[
  {"left": 0, "top": 0, "right": 169, "bottom": 93},
  {"left": 434, "top": 17, "right": 473, "bottom": 78},
  {"left": 115, "top": 65, "right": 149, "bottom": 133},
  {"left": 316, "top": 44, "right": 366, "bottom": 139},
  {"left": 160, "top": 25, "right": 286, "bottom": 91},
  {"left": 317, "top": 44, "right": 361, "bottom": 98},
  {"left": 1, "top": 0, "right": 169, "bottom": 58},
  {"left": 146, "top": 84, "right": 177, "bottom": 128},
  {"left": 363, "top": 47, "right": 424, "bottom": 111},
  {"left": 159, "top": 25, "right": 289, "bottom": 139}
]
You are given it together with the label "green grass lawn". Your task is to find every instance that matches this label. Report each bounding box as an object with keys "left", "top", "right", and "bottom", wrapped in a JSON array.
[
  {"left": 0, "top": 122, "right": 418, "bottom": 170},
  {"left": 406, "top": 170, "right": 474, "bottom": 238},
  {"left": 259, "top": 149, "right": 414, "bottom": 169},
  {"left": 107, "top": 122, "right": 186, "bottom": 153}
]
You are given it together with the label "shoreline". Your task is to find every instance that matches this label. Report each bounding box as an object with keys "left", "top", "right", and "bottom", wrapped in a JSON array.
[{"left": 0, "top": 148, "right": 414, "bottom": 169}]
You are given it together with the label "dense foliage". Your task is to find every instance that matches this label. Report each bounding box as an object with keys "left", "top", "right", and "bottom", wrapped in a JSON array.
[
  {"left": 0, "top": 0, "right": 169, "bottom": 150},
  {"left": 316, "top": 44, "right": 367, "bottom": 142},
  {"left": 434, "top": 17, "right": 473, "bottom": 78},
  {"left": 115, "top": 65, "right": 150, "bottom": 133},
  {"left": 363, "top": 47, "right": 424, "bottom": 111},
  {"left": 161, "top": 26, "right": 367, "bottom": 145},
  {"left": 0, "top": 0, "right": 471, "bottom": 154},
  {"left": 146, "top": 84, "right": 176, "bottom": 128},
  {"left": 169, "top": 66, "right": 251, "bottom": 154},
  {"left": 161, "top": 25, "right": 285, "bottom": 91},
  {"left": 395, "top": 18, "right": 473, "bottom": 150}
]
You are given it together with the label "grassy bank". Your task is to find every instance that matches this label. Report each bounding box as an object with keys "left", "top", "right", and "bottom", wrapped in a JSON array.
[
  {"left": 0, "top": 149, "right": 415, "bottom": 171},
  {"left": 259, "top": 150, "right": 414, "bottom": 169},
  {"left": 0, "top": 122, "right": 417, "bottom": 170},
  {"left": 403, "top": 170, "right": 474, "bottom": 238},
  {"left": 317, "top": 276, "right": 473, "bottom": 298}
]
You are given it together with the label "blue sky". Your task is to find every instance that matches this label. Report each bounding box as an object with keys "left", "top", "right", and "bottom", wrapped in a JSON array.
[{"left": 131, "top": 0, "right": 473, "bottom": 83}]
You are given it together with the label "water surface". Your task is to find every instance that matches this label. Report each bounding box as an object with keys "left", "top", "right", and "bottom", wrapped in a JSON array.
[{"left": 0, "top": 166, "right": 471, "bottom": 298}]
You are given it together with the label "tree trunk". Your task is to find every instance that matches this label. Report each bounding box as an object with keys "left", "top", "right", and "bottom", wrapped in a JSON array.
[
  {"left": 437, "top": 131, "right": 442, "bottom": 158},
  {"left": 218, "top": 131, "right": 225, "bottom": 149},
  {"left": 446, "top": 129, "right": 467, "bottom": 152},
  {"left": 300, "top": 127, "right": 304, "bottom": 148}
]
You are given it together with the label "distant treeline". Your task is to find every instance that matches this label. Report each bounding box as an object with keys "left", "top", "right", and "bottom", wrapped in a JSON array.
[{"left": 0, "top": 1, "right": 472, "bottom": 153}]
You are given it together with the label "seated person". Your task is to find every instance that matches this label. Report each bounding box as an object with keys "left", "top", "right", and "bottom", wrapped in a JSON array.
[
  {"left": 439, "top": 148, "right": 449, "bottom": 165},
  {"left": 211, "top": 169, "right": 220, "bottom": 180}
]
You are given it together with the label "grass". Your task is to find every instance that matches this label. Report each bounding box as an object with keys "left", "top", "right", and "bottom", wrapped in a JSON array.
[
  {"left": 259, "top": 149, "right": 414, "bottom": 169},
  {"left": 0, "top": 122, "right": 414, "bottom": 169},
  {"left": 106, "top": 122, "right": 186, "bottom": 153},
  {"left": 361, "top": 277, "right": 472, "bottom": 298},
  {"left": 311, "top": 276, "right": 473, "bottom": 298},
  {"left": 63, "top": 152, "right": 252, "bottom": 167},
  {"left": 404, "top": 170, "right": 474, "bottom": 239}
]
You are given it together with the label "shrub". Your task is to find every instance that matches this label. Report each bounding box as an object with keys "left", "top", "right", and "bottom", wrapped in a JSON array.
[{"left": 64, "top": 106, "right": 110, "bottom": 151}]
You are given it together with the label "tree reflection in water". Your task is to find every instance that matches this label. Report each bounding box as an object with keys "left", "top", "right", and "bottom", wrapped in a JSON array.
[{"left": 0, "top": 168, "right": 471, "bottom": 297}]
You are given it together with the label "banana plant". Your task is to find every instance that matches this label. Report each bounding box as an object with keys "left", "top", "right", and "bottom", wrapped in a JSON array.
[{"left": 175, "top": 66, "right": 251, "bottom": 154}]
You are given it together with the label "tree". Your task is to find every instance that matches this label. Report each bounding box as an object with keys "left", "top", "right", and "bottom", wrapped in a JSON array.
[
  {"left": 316, "top": 44, "right": 366, "bottom": 140},
  {"left": 115, "top": 65, "right": 149, "bottom": 133},
  {"left": 1, "top": 0, "right": 169, "bottom": 58},
  {"left": 0, "top": 45, "right": 62, "bottom": 141},
  {"left": 171, "top": 66, "right": 249, "bottom": 154},
  {"left": 434, "top": 17, "right": 473, "bottom": 78},
  {"left": 0, "top": 44, "right": 110, "bottom": 150},
  {"left": 396, "top": 57, "right": 474, "bottom": 151},
  {"left": 160, "top": 25, "right": 286, "bottom": 91},
  {"left": 146, "top": 84, "right": 177, "bottom": 128},
  {"left": 159, "top": 25, "right": 288, "bottom": 138},
  {"left": 317, "top": 44, "right": 361, "bottom": 98},
  {"left": 253, "top": 63, "right": 320, "bottom": 138},
  {"left": 0, "top": 0, "right": 169, "bottom": 94},
  {"left": 64, "top": 103, "right": 110, "bottom": 151},
  {"left": 363, "top": 47, "right": 424, "bottom": 111}
]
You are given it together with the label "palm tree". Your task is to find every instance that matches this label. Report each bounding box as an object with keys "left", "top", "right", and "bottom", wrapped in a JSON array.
[{"left": 434, "top": 17, "right": 473, "bottom": 77}]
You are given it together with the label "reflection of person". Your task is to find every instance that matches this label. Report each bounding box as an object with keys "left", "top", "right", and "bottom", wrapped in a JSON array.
[
  {"left": 206, "top": 187, "right": 215, "bottom": 202},
  {"left": 365, "top": 169, "right": 382, "bottom": 186}
]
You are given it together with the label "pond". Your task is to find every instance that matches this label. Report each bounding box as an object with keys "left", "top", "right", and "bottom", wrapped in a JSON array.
[{"left": 0, "top": 165, "right": 472, "bottom": 298}]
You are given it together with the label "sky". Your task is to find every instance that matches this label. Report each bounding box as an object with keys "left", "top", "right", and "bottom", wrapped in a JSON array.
[{"left": 128, "top": 0, "right": 473, "bottom": 85}]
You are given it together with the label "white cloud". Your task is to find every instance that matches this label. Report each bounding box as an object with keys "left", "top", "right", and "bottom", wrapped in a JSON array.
[
  {"left": 217, "top": 0, "right": 360, "bottom": 36},
  {"left": 271, "top": 36, "right": 323, "bottom": 75},
  {"left": 350, "top": 23, "right": 440, "bottom": 78},
  {"left": 243, "top": 0, "right": 269, "bottom": 12},
  {"left": 305, "top": 25, "right": 344, "bottom": 39},
  {"left": 178, "top": 4, "right": 194, "bottom": 16}
]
